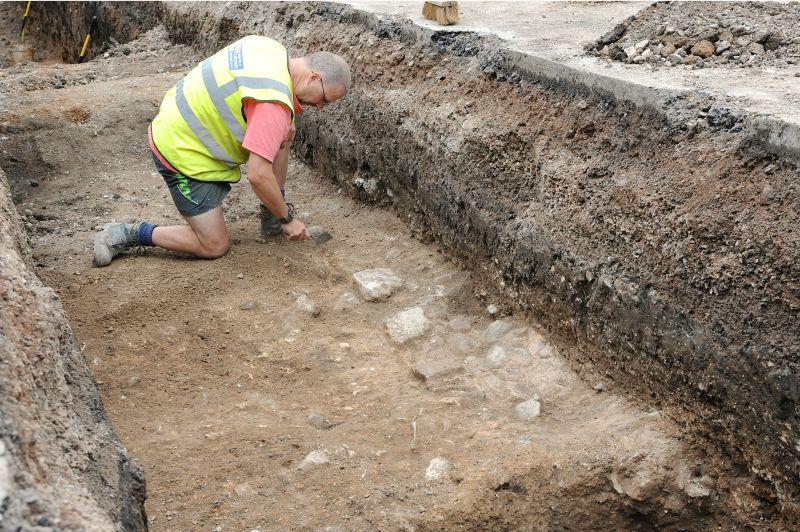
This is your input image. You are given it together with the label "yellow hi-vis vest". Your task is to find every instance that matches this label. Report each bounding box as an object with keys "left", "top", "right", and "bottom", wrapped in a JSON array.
[{"left": 151, "top": 35, "right": 295, "bottom": 182}]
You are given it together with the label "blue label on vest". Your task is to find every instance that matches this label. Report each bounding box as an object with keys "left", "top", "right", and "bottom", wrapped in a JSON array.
[{"left": 228, "top": 43, "right": 244, "bottom": 70}]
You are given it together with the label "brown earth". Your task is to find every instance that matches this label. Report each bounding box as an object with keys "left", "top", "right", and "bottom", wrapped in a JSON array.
[
  {"left": 1, "top": 1, "right": 799, "bottom": 530},
  {"left": 0, "top": 29, "right": 714, "bottom": 530}
]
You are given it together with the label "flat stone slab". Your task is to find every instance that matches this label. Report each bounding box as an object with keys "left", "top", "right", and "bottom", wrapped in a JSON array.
[
  {"left": 352, "top": 268, "right": 403, "bottom": 301},
  {"left": 412, "top": 357, "right": 464, "bottom": 383},
  {"left": 385, "top": 306, "right": 431, "bottom": 343}
]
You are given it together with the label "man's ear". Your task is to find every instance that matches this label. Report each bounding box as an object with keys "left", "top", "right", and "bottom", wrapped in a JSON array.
[{"left": 309, "top": 70, "right": 321, "bottom": 82}]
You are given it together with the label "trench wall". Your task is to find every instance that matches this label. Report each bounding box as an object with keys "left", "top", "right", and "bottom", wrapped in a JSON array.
[
  {"left": 0, "top": 165, "right": 146, "bottom": 530},
  {"left": 8, "top": 0, "right": 162, "bottom": 63},
  {"left": 157, "top": 1, "right": 800, "bottom": 521}
]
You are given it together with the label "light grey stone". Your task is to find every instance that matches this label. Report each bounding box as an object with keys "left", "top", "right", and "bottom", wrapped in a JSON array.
[
  {"left": 447, "top": 333, "right": 473, "bottom": 353},
  {"left": 486, "top": 346, "right": 509, "bottom": 369},
  {"left": 515, "top": 399, "right": 541, "bottom": 420},
  {"left": 425, "top": 457, "right": 451, "bottom": 481},
  {"left": 667, "top": 53, "right": 683, "bottom": 65},
  {"left": 486, "top": 320, "right": 514, "bottom": 340},
  {"left": 412, "top": 358, "right": 464, "bottom": 383},
  {"left": 295, "top": 294, "right": 320, "bottom": 317},
  {"left": 386, "top": 307, "right": 431, "bottom": 344},
  {"left": 684, "top": 476, "right": 712, "bottom": 498},
  {"left": 352, "top": 268, "right": 403, "bottom": 301},
  {"left": 307, "top": 412, "right": 326, "bottom": 428},
  {"left": 298, "top": 450, "right": 329, "bottom": 470}
]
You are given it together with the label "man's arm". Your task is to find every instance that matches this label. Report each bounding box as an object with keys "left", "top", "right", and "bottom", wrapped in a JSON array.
[
  {"left": 272, "top": 123, "right": 295, "bottom": 189},
  {"left": 247, "top": 151, "right": 307, "bottom": 240}
]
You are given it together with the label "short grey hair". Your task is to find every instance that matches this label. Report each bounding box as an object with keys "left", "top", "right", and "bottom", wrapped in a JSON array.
[{"left": 305, "top": 51, "right": 352, "bottom": 92}]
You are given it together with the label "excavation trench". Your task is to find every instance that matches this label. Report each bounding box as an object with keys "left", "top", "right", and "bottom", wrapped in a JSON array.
[{"left": 1, "top": 1, "right": 798, "bottom": 530}]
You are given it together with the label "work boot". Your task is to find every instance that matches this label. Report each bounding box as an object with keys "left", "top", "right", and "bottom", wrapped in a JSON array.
[
  {"left": 259, "top": 204, "right": 283, "bottom": 237},
  {"left": 93, "top": 222, "right": 140, "bottom": 267}
]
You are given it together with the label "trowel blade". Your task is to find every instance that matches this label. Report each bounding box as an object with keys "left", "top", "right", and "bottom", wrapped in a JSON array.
[{"left": 308, "top": 225, "right": 333, "bottom": 246}]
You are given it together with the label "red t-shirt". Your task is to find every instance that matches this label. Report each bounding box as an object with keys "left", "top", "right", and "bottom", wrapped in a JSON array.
[
  {"left": 149, "top": 96, "right": 303, "bottom": 172},
  {"left": 241, "top": 96, "right": 303, "bottom": 162}
]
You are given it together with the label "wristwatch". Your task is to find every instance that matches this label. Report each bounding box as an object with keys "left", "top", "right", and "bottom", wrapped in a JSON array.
[{"left": 279, "top": 203, "right": 295, "bottom": 225}]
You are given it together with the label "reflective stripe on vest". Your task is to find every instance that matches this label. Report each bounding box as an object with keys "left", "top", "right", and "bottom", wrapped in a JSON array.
[{"left": 152, "top": 36, "right": 295, "bottom": 182}]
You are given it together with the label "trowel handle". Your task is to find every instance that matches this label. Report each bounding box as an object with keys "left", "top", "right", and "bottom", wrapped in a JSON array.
[{"left": 79, "top": 16, "right": 97, "bottom": 62}]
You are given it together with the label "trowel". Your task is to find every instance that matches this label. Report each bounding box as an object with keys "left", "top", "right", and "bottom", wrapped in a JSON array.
[{"left": 307, "top": 225, "right": 332, "bottom": 246}]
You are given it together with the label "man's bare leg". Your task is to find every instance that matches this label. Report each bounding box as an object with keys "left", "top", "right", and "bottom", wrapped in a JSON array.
[{"left": 151, "top": 206, "right": 230, "bottom": 258}]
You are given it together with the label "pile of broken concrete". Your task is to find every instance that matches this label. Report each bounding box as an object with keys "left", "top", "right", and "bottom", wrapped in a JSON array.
[{"left": 587, "top": 1, "right": 800, "bottom": 70}]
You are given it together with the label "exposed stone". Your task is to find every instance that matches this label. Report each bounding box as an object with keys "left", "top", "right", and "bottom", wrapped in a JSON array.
[
  {"left": 447, "top": 333, "right": 473, "bottom": 353},
  {"left": 425, "top": 457, "right": 452, "bottom": 481},
  {"left": 660, "top": 43, "right": 676, "bottom": 57},
  {"left": 690, "top": 40, "right": 715, "bottom": 58},
  {"left": 486, "top": 319, "right": 514, "bottom": 340},
  {"left": 352, "top": 268, "right": 403, "bottom": 301},
  {"left": 752, "top": 30, "right": 770, "bottom": 44},
  {"left": 295, "top": 294, "right": 321, "bottom": 317},
  {"left": 684, "top": 476, "right": 714, "bottom": 498},
  {"left": 486, "top": 345, "right": 509, "bottom": 369},
  {"left": 667, "top": 53, "right": 683, "bottom": 65},
  {"left": 412, "top": 357, "right": 464, "bottom": 384},
  {"left": 298, "top": 450, "right": 330, "bottom": 470},
  {"left": 515, "top": 399, "right": 542, "bottom": 420},
  {"left": 385, "top": 307, "right": 431, "bottom": 343},
  {"left": 715, "top": 40, "right": 731, "bottom": 54},
  {"left": 682, "top": 54, "right": 699, "bottom": 65},
  {"left": 748, "top": 42, "right": 765, "bottom": 55}
]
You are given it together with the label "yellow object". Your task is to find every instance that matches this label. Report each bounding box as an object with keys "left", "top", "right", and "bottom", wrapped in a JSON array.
[
  {"left": 79, "top": 33, "right": 91, "bottom": 58},
  {"left": 19, "top": 0, "right": 32, "bottom": 43},
  {"left": 422, "top": 1, "right": 459, "bottom": 26},
  {"left": 151, "top": 36, "right": 296, "bottom": 183},
  {"left": 79, "top": 15, "right": 97, "bottom": 61}
]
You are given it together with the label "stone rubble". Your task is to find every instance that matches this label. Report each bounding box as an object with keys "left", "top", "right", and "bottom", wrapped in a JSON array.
[{"left": 587, "top": 2, "right": 800, "bottom": 70}]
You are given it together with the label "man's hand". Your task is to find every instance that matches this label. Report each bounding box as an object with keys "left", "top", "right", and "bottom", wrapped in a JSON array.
[{"left": 282, "top": 218, "right": 308, "bottom": 241}]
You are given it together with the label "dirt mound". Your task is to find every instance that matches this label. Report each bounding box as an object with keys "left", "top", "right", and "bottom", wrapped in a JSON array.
[{"left": 587, "top": 1, "right": 800, "bottom": 70}]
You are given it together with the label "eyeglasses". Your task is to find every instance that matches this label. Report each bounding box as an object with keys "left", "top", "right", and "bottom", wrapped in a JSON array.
[{"left": 315, "top": 72, "right": 333, "bottom": 105}]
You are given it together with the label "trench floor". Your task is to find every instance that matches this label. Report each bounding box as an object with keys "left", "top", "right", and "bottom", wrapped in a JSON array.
[{"left": 2, "top": 28, "right": 698, "bottom": 531}]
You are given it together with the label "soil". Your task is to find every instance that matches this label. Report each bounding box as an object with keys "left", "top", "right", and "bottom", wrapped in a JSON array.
[
  {"left": 2, "top": 1, "right": 799, "bottom": 530},
  {"left": 0, "top": 19, "right": 728, "bottom": 532}
]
